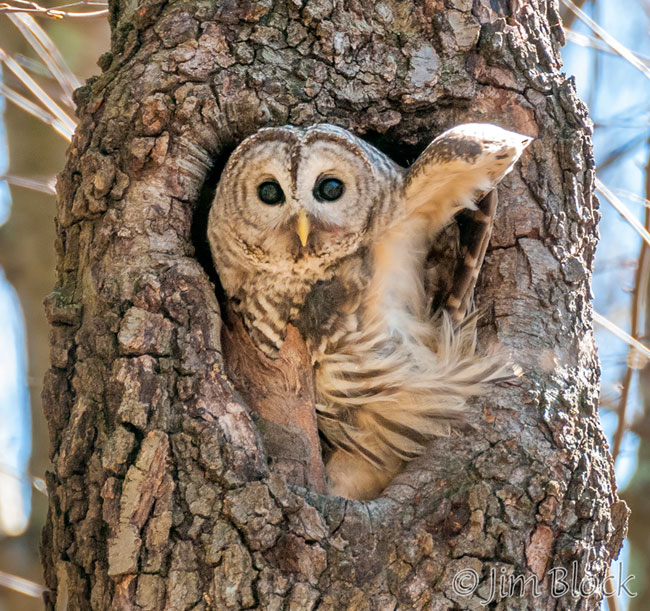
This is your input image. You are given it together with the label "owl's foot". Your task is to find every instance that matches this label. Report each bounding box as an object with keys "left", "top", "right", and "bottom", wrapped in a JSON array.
[{"left": 326, "top": 449, "right": 401, "bottom": 501}]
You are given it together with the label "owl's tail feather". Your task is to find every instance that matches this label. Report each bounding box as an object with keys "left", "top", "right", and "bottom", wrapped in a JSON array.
[{"left": 318, "top": 311, "right": 520, "bottom": 498}]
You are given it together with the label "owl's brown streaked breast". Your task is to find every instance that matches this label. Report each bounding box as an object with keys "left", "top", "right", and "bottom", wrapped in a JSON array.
[{"left": 229, "top": 250, "right": 369, "bottom": 359}]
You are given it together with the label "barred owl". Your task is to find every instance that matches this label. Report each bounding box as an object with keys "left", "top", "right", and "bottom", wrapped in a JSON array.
[{"left": 208, "top": 123, "right": 530, "bottom": 500}]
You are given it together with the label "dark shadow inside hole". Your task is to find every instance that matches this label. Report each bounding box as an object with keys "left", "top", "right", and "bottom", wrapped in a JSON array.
[
  {"left": 359, "top": 130, "right": 426, "bottom": 168},
  {"left": 191, "top": 145, "right": 236, "bottom": 306}
]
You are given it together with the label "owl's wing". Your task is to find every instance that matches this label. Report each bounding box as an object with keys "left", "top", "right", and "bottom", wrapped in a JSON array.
[
  {"left": 422, "top": 190, "right": 498, "bottom": 322},
  {"left": 367, "top": 123, "right": 531, "bottom": 334},
  {"left": 403, "top": 123, "right": 531, "bottom": 223},
  {"left": 445, "top": 189, "right": 498, "bottom": 322},
  {"left": 320, "top": 124, "right": 531, "bottom": 499}
]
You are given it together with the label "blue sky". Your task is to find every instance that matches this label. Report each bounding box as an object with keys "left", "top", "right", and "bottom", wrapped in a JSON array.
[
  {"left": 0, "top": 79, "right": 31, "bottom": 537},
  {"left": 562, "top": 0, "right": 650, "bottom": 489},
  {"left": 562, "top": 1, "right": 650, "bottom": 607}
]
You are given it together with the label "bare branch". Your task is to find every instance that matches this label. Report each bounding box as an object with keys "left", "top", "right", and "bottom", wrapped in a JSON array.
[
  {"left": 597, "top": 132, "right": 649, "bottom": 173},
  {"left": 597, "top": 178, "right": 650, "bottom": 248},
  {"left": 564, "top": 29, "right": 650, "bottom": 65},
  {"left": 8, "top": 12, "right": 81, "bottom": 105},
  {"left": 0, "top": 82, "right": 73, "bottom": 140},
  {"left": 0, "top": 47, "right": 76, "bottom": 134},
  {"left": 612, "top": 189, "right": 650, "bottom": 208},
  {"left": 593, "top": 311, "right": 650, "bottom": 363},
  {"left": 0, "top": 570, "right": 47, "bottom": 598},
  {"left": 559, "top": 0, "right": 588, "bottom": 29},
  {"left": 611, "top": 145, "right": 650, "bottom": 463},
  {"left": 562, "top": 0, "right": 650, "bottom": 80},
  {"left": 2, "top": 173, "right": 57, "bottom": 194},
  {"left": 0, "top": 0, "right": 107, "bottom": 19}
]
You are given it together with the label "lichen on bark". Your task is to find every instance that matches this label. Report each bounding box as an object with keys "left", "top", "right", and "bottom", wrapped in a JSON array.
[{"left": 41, "top": 0, "right": 627, "bottom": 609}]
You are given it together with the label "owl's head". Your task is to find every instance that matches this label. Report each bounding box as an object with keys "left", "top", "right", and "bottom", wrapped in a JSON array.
[{"left": 208, "top": 124, "right": 402, "bottom": 275}]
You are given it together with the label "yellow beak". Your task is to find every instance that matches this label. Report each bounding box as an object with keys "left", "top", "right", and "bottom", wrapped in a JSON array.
[{"left": 296, "top": 209, "right": 310, "bottom": 247}]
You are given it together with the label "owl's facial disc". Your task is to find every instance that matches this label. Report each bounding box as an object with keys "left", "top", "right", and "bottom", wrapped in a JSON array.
[{"left": 210, "top": 125, "right": 395, "bottom": 269}]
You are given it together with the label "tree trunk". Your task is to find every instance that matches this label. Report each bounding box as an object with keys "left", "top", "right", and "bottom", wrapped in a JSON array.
[{"left": 41, "top": 0, "right": 628, "bottom": 609}]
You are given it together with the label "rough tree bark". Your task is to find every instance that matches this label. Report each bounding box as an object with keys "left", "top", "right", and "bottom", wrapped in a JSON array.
[{"left": 41, "top": 0, "right": 628, "bottom": 609}]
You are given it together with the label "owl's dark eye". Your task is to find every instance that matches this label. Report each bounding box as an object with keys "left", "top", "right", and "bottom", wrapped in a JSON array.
[
  {"left": 257, "top": 180, "right": 285, "bottom": 205},
  {"left": 314, "top": 177, "right": 345, "bottom": 202}
]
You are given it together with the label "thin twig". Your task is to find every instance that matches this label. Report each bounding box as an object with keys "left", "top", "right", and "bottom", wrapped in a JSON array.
[
  {"left": 0, "top": 569, "right": 47, "bottom": 598},
  {"left": 597, "top": 178, "right": 650, "bottom": 248},
  {"left": 2, "top": 174, "right": 57, "bottom": 194},
  {"left": 593, "top": 311, "right": 650, "bottom": 362},
  {"left": 10, "top": 53, "right": 53, "bottom": 77},
  {"left": 8, "top": 12, "right": 81, "bottom": 105},
  {"left": 564, "top": 29, "right": 650, "bottom": 64},
  {"left": 0, "top": 82, "right": 73, "bottom": 140},
  {"left": 0, "top": 47, "right": 76, "bottom": 134},
  {"left": 0, "top": 0, "right": 107, "bottom": 19},
  {"left": 597, "top": 132, "right": 650, "bottom": 173},
  {"left": 611, "top": 189, "right": 650, "bottom": 208},
  {"left": 585, "top": 1, "right": 600, "bottom": 112},
  {"left": 611, "top": 144, "right": 650, "bottom": 461},
  {"left": 562, "top": 0, "right": 650, "bottom": 81},
  {"left": 559, "top": 0, "right": 589, "bottom": 29},
  {"left": 604, "top": 563, "right": 621, "bottom": 611}
]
